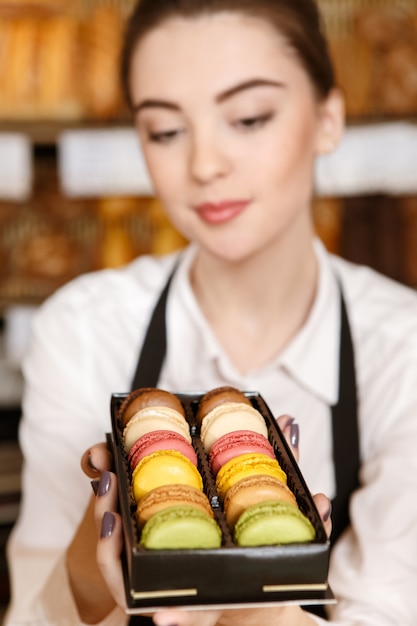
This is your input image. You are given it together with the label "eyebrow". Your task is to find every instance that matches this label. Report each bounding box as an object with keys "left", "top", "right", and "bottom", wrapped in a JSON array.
[
  {"left": 217, "top": 78, "right": 286, "bottom": 102},
  {"left": 132, "top": 78, "right": 286, "bottom": 113}
]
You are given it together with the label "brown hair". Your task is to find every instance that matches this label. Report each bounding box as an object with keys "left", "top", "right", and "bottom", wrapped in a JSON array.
[{"left": 121, "top": 0, "right": 335, "bottom": 108}]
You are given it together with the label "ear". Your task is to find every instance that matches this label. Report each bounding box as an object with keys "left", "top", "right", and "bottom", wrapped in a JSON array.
[{"left": 315, "top": 88, "right": 345, "bottom": 155}]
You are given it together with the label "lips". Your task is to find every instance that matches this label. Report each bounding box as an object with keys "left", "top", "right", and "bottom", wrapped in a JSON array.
[{"left": 195, "top": 200, "right": 249, "bottom": 225}]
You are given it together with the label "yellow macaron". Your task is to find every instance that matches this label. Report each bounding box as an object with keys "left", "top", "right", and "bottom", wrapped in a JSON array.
[
  {"left": 216, "top": 453, "right": 287, "bottom": 502},
  {"left": 131, "top": 449, "right": 203, "bottom": 502}
]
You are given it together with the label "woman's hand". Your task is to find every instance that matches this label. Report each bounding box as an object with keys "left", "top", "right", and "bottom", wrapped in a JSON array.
[
  {"left": 277, "top": 415, "right": 332, "bottom": 538},
  {"left": 65, "top": 444, "right": 122, "bottom": 623},
  {"left": 85, "top": 415, "right": 332, "bottom": 625},
  {"left": 80, "top": 444, "right": 128, "bottom": 612}
]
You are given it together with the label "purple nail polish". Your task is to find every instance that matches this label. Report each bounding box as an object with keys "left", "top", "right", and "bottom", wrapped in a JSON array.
[
  {"left": 91, "top": 480, "right": 99, "bottom": 495},
  {"left": 101, "top": 511, "right": 115, "bottom": 539},
  {"left": 290, "top": 423, "right": 299, "bottom": 450},
  {"left": 98, "top": 470, "right": 111, "bottom": 497}
]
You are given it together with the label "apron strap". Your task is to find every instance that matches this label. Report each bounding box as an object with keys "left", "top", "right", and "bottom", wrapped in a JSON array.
[
  {"left": 130, "top": 262, "right": 178, "bottom": 390},
  {"left": 330, "top": 288, "right": 360, "bottom": 543},
  {"left": 129, "top": 266, "right": 360, "bottom": 624},
  {"left": 306, "top": 288, "right": 360, "bottom": 619}
]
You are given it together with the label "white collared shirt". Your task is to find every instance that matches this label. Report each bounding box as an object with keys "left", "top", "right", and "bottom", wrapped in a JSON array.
[{"left": 5, "top": 240, "right": 417, "bottom": 626}]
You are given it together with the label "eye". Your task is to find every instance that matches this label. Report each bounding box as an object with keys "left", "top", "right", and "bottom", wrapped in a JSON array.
[
  {"left": 234, "top": 113, "right": 274, "bottom": 131},
  {"left": 148, "top": 129, "right": 183, "bottom": 144}
]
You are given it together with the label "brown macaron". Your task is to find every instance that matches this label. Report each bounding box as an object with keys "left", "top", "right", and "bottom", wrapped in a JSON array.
[
  {"left": 224, "top": 474, "right": 297, "bottom": 529},
  {"left": 196, "top": 386, "right": 252, "bottom": 426},
  {"left": 118, "top": 387, "right": 185, "bottom": 428},
  {"left": 136, "top": 483, "right": 214, "bottom": 528}
]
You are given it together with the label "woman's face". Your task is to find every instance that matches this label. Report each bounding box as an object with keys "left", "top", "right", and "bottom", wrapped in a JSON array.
[{"left": 130, "top": 12, "right": 342, "bottom": 262}]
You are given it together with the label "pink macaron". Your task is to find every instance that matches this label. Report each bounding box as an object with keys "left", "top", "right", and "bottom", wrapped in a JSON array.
[
  {"left": 209, "top": 430, "right": 276, "bottom": 476},
  {"left": 128, "top": 429, "right": 198, "bottom": 472}
]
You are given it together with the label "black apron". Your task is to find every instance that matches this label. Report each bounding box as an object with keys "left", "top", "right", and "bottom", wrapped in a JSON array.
[{"left": 128, "top": 265, "right": 360, "bottom": 624}]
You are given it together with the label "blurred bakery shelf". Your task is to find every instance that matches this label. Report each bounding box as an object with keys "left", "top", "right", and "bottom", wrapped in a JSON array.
[
  {"left": 318, "top": 0, "right": 417, "bottom": 121},
  {"left": 0, "top": 118, "right": 132, "bottom": 146},
  {"left": 0, "top": 0, "right": 416, "bottom": 312}
]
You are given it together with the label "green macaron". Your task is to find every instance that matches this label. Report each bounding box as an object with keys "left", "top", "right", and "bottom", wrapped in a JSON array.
[
  {"left": 234, "top": 500, "right": 316, "bottom": 547},
  {"left": 140, "top": 504, "right": 222, "bottom": 550}
]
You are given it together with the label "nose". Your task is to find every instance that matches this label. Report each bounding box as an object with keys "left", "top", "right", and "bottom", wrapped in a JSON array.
[{"left": 189, "top": 128, "right": 231, "bottom": 183}]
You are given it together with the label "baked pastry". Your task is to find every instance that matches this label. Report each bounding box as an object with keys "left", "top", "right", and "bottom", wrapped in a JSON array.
[
  {"left": 234, "top": 500, "right": 315, "bottom": 547},
  {"left": 0, "top": 18, "right": 12, "bottom": 105},
  {"left": 116, "top": 386, "right": 316, "bottom": 554},
  {"left": 136, "top": 483, "right": 214, "bottom": 528},
  {"left": 119, "top": 387, "right": 186, "bottom": 428},
  {"left": 200, "top": 401, "right": 269, "bottom": 454},
  {"left": 11, "top": 232, "right": 79, "bottom": 282},
  {"left": 209, "top": 430, "right": 276, "bottom": 476},
  {"left": 36, "top": 15, "right": 83, "bottom": 119},
  {"left": 128, "top": 429, "right": 198, "bottom": 473},
  {"left": 354, "top": 6, "right": 413, "bottom": 51},
  {"left": 381, "top": 42, "right": 417, "bottom": 115},
  {"left": 123, "top": 405, "right": 192, "bottom": 454},
  {"left": 83, "top": 5, "right": 124, "bottom": 119},
  {"left": 196, "top": 385, "right": 252, "bottom": 425},
  {"left": 131, "top": 449, "right": 203, "bottom": 502},
  {"left": 215, "top": 453, "right": 287, "bottom": 502},
  {"left": 0, "top": 18, "right": 38, "bottom": 117},
  {"left": 224, "top": 474, "right": 297, "bottom": 529},
  {"left": 140, "top": 505, "right": 222, "bottom": 550}
]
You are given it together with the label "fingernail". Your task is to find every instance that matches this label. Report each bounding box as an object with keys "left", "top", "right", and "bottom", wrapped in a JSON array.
[
  {"left": 91, "top": 480, "right": 99, "bottom": 495},
  {"left": 323, "top": 502, "right": 332, "bottom": 523},
  {"left": 101, "top": 511, "right": 115, "bottom": 539},
  {"left": 290, "top": 423, "right": 299, "bottom": 449},
  {"left": 98, "top": 470, "right": 111, "bottom": 497}
]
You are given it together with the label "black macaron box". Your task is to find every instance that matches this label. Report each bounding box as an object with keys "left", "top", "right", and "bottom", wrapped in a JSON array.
[{"left": 108, "top": 391, "right": 334, "bottom": 614}]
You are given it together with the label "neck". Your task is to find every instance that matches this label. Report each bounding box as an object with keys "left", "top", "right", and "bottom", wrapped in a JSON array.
[{"left": 190, "top": 226, "right": 319, "bottom": 373}]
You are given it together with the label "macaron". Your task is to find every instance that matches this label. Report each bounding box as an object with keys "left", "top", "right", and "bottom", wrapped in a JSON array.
[
  {"left": 197, "top": 386, "right": 252, "bottom": 426},
  {"left": 131, "top": 449, "right": 203, "bottom": 502},
  {"left": 136, "top": 483, "right": 214, "bottom": 528},
  {"left": 128, "top": 430, "right": 198, "bottom": 472},
  {"left": 140, "top": 505, "right": 222, "bottom": 550},
  {"left": 216, "top": 453, "right": 287, "bottom": 502},
  {"left": 123, "top": 406, "right": 191, "bottom": 453},
  {"left": 209, "top": 430, "right": 276, "bottom": 476},
  {"left": 118, "top": 387, "right": 185, "bottom": 428},
  {"left": 234, "top": 500, "right": 316, "bottom": 547},
  {"left": 223, "top": 474, "right": 297, "bottom": 529},
  {"left": 200, "top": 402, "right": 268, "bottom": 453}
]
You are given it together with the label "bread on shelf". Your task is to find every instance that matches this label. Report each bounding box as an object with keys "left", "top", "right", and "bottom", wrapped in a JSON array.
[{"left": 0, "top": 2, "right": 128, "bottom": 121}]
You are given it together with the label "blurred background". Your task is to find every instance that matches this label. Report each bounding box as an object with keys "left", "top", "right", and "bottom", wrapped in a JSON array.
[{"left": 0, "top": 0, "right": 416, "bottom": 616}]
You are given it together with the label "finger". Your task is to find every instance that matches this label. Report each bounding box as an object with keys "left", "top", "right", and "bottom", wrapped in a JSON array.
[
  {"left": 93, "top": 470, "right": 119, "bottom": 533},
  {"left": 313, "top": 492, "right": 332, "bottom": 539},
  {"left": 276, "top": 414, "right": 299, "bottom": 463},
  {"left": 96, "top": 511, "right": 127, "bottom": 610},
  {"left": 153, "top": 608, "right": 222, "bottom": 626},
  {"left": 81, "top": 443, "right": 113, "bottom": 478}
]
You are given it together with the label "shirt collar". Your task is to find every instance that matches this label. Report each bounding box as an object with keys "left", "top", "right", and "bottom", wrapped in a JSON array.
[{"left": 170, "top": 240, "right": 341, "bottom": 405}]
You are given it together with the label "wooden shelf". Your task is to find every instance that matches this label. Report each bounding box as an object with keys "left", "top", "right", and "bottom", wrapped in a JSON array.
[{"left": 0, "top": 118, "right": 132, "bottom": 146}]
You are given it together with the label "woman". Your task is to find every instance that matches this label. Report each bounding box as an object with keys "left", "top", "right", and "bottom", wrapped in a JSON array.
[{"left": 5, "top": 1, "right": 417, "bottom": 625}]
